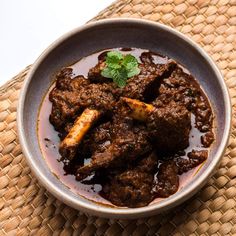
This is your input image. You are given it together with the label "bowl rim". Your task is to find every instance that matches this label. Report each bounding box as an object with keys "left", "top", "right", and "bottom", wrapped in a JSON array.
[{"left": 17, "top": 18, "right": 232, "bottom": 218}]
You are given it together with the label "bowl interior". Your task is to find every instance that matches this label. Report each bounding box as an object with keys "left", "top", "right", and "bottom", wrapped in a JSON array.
[{"left": 19, "top": 19, "right": 229, "bottom": 218}]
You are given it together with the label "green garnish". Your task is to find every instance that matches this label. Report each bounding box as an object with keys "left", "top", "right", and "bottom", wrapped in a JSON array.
[{"left": 101, "top": 51, "right": 140, "bottom": 88}]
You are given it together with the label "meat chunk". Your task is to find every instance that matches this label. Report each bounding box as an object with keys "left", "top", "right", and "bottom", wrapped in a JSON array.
[
  {"left": 49, "top": 89, "right": 80, "bottom": 130},
  {"left": 153, "top": 66, "right": 213, "bottom": 132},
  {"left": 140, "top": 52, "right": 155, "bottom": 64},
  {"left": 77, "top": 83, "right": 117, "bottom": 111},
  {"left": 102, "top": 171, "right": 153, "bottom": 207},
  {"left": 77, "top": 121, "right": 112, "bottom": 159},
  {"left": 153, "top": 67, "right": 198, "bottom": 109},
  {"left": 55, "top": 68, "right": 90, "bottom": 91},
  {"left": 122, "top": 61, "right": 176, "bottom": 101},
  {"left": 55, "top": 67, "right": 74, "bottom": 90},
  {"left": 188, "top": 149, "right": 208, "bottom": 161},
  {"left": 122, "top": 98, "right": 191, "bottom": 154},
  {"left": 76, "top": 117, "right": 152, "bottom": 180},
  {"left": 140, "top": 51, "right": 168, "bottom": 65},
  {"left": 85, "top": 121, "right": 112, "bottom": 154},
  {"left": 88, "top": 51, "right": 111, "bottom": 83},
  {"left": 76, "top": 130, "right": 151, "bottom": 180},
  {"left": 148, "top": 101, "right": 191, "bottom": 154},
  {"left": 153, "top": 161, "right": 179, "bottom": 198},
  {"left": 201, "top": 131, "right": 214, "bottom": 147},
  {"left": 88, "top": 61, "right": 110, "bottom": 83},
  {"left": 49, "top": 71, "right": 89, "bottom": 132},
  {"left": 174, "top": 150, "right": 208, "bottom": 175},
  {"left": 50, "top": 74, "right": 117, "bottom": 133},
  {"left": 101, "top": 152, "right": 158, "bottom": 207},
  {"left": 88, "top": 52, "right": 176, "bottom": 102}
]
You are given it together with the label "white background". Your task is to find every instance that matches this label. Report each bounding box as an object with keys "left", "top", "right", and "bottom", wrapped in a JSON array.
[{"left": 0, "top": 0, "right": 112, "bottom": 86}]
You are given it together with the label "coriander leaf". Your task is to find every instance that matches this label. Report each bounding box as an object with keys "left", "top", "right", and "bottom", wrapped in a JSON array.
[
  {"left": 106, "top": 55, "right": 122, "bottom": 69},
  {"left": 110, "top": 67, "right": 127, "bottom": 80},
  {"left": 127, "top": 67, "right": 141, "bottom": 78},
  {"left": 107, "top": 51, "right": 123, "bottom": 60},
  {"left": 101, "top": 50, "right": 140, "bottom": 87},
  {"left": 114, "top": 77, "right": 127, "bottom": 88},
  {"left": 101, "top": 67, "right": 112, "bottom": 78},
  {"left": 110, "top": 67, "right": 128, "bottom": 88},
  {"left": 123, "top": 54, "right": 139, "bottom": 70}
]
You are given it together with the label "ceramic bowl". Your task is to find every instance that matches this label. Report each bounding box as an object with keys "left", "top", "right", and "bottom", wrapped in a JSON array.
[{"left": 17, "top": 18, "right": 231, "bottom": 219}]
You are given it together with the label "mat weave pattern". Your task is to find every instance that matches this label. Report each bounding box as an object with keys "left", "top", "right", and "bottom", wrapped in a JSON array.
[{"left": 0, "top": 0, "right": 236, "bottom": 235}]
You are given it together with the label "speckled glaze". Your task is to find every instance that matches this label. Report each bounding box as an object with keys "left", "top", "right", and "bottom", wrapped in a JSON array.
[{"left": 17, "top": 18, "right": 231, "bottom": 219}]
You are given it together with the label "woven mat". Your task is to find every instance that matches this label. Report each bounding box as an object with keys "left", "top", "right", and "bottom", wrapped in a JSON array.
[{"left": 0, "top": 0, "right": 236, "bottom": 235}]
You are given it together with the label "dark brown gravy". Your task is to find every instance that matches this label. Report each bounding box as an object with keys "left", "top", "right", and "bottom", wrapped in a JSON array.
[{"left": 38, "top": 48, "right": 211, "bottom": 207}]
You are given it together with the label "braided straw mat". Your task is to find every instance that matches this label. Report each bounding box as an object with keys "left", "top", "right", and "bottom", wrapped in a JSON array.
[{"left": 0, "top": 0, "right": 236, "bottom": 235}]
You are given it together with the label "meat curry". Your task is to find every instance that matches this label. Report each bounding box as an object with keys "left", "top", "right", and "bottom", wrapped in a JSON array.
[{"left": 38, "top": 48, "right": 214, "bottom": 208}]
